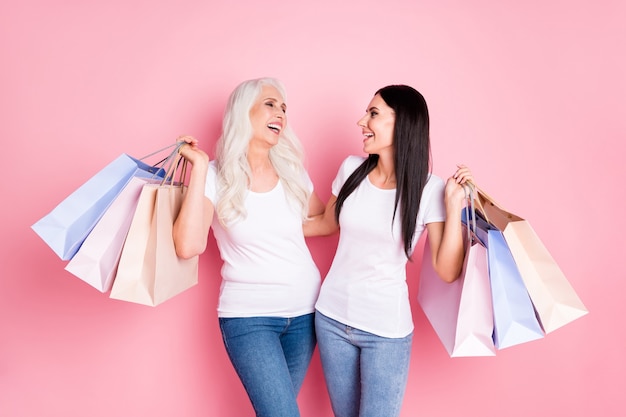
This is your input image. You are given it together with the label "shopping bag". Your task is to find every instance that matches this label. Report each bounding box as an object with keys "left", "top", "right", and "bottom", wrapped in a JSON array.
[
  {"left": 31, "top": 145, "right": 177, "bottom": 260},
  {"left": 465, "top": 208, "right": 544, "bottom": 349},
  {"left": 64, "top": 176, "right": 159, "bottom": 292},
  {"left": 110, "top": 155, "right": 198, "bottom": 306},
  {"left": 418, "top": 199, "right": 495, "bottom": 357},
  {"left": 475, "top": 187, "right": 588, "bottom": 334}
]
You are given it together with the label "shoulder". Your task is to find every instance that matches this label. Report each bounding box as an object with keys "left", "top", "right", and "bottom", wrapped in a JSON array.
[
  {"left": 425, "top": 173, "right": 444, "bottom": 189},
  {"left": 300, "top": 167, "right": 314, "bottom": 191},
  {"left": 205, "top": 160, "right": 218, "bottom": 182},
  {"left": 331, "top": 155, "right": 365, "bottom": 194},
  {"left": 205, "top": 160, "right": 219, "bottom": 199},
  {"left": 420, "top": 174, "right": 445, "bottom": 207},
  {"left": 339, "top": 155, "right": 366, "bottom": 175}
]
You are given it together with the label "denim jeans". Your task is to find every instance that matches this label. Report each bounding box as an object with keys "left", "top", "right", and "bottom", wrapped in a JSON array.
[
  {"left": 315, "top": 311, "right": 413, "bottom": 417},
  {"left": 219, "top": 313, "right": 316, "bottom": 417}
]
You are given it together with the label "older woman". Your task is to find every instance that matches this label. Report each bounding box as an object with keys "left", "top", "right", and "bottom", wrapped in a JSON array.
[{"left": 173, "top": 77, "right": 324, "bottom": 417}]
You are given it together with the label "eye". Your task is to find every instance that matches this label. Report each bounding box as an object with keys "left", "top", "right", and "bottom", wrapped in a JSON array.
[
  {"left": 370, "top": 110, "right": 378, "bottom": 117},
  {"left": 265, "top": 101, "right": 274, "bottom": 108}
]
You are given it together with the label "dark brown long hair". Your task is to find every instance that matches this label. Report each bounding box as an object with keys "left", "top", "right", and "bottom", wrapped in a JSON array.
[{"left": 335, "top": 85, "right": 431, "bottom": 259}]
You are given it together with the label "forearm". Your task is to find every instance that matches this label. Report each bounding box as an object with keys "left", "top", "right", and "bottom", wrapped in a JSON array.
[
  {"left": 303, "top": 195, "right": 339, "bottom": 237},
  {"left": 303, "top": 214, "right": 338, "bottom": 237},
  {"left": 437, "top": 219, "right": 466, "bottom": 281},
  {"left": 430, "top": 198, "right": 466, "bottom": 282},
  {"left": 173, "top": 162, "right": 212, "bottom": 258}
]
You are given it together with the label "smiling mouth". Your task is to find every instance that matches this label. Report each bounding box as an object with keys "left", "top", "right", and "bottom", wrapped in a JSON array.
[
  {"left": 363, "top": 132, "right": 374, "bottom": 139},
  {"left": 268, "top": 123, "right": 282, "bottom": 134}
]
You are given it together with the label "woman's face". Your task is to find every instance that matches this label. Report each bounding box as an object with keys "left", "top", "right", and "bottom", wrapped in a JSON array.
[
  {"left": 249, "top": 84, "right": 287, "bottom": 149},
  {"left": 357, "top": 93, "right": 395, "bottom": 156}
]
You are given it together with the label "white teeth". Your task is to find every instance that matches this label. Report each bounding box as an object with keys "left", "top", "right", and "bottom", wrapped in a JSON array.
[
  {"left": 268, "top": 123, "right": 281, "bottom": 132},
  {"left": 364, "top": 133, "right": 374, "bottom": 137}
]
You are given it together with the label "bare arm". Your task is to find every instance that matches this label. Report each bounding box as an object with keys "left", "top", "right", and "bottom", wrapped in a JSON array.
[
  {"left": 303, "top": 194, "right": 339, "bottom": 237},
  {"left": 172, "top": 136, "right": 214, "bottom": 259},
  {"left": 426, "top": 165, "right": 474, "bottom": 283}
]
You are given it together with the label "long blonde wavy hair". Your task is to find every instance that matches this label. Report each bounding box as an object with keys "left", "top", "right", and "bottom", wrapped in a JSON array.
[{"left": 215, "top": 77, "right": 311, "bottom": 226}]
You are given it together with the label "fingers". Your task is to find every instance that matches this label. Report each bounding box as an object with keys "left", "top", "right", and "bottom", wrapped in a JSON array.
[
  {"left": 461, "top": 182, "right": 471, "bottom": 196},
  {"left": 177, "top": 135, "right": 198, "bottom": 147},
  {"left": 176, "top": 135, "right": 199, "bottom": 156},
  {"left": 174, "top": 135, "right": 207, "bottom": 164},
  {"left": 453, "top": 164, "right": 474, "bottom": 185},
  {"left": 444, "top": 177, "right": 469, "bottom": 209}
]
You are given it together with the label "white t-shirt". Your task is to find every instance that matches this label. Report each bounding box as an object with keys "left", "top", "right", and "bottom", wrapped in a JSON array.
[
  {"left": 205, "top": 161, "right": 321, "bottom": 318},
  {"left": 315, "top": 155, "right": 446, "bottom": 338}
]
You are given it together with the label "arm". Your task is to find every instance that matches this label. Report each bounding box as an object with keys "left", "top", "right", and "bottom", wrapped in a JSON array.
[
  {"left": 303, "top": 194, "right": 339, "bottom": 237},
  {"left": 308, "top": 191, "right": 325, "bottom": 217},
  {"left": 426, "top": 165, "right": 474, "bottom": 283},
  {"left": 172, "top": 136, "right": 214, "bottom": 259}
]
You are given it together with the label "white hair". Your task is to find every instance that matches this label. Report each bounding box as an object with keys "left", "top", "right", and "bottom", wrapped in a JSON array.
[{"left": 215, "top": 77, "right": 311, "bottom": 226}]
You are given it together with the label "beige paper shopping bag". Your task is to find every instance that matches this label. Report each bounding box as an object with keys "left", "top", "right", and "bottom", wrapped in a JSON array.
[
  {"left": 110, "top": 157, "right": 198, "bottom": 306},
  {"left": 475, "top": 188, "right": 588, "bottom": 333}
]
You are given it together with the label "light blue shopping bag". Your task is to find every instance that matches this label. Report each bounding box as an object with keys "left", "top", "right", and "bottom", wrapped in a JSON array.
[
  {"left": 31, "top": 144, "right": 179, "bottom": 260},
  {"left": 464, "top": 207, "right": 545, "bottom": 349}
]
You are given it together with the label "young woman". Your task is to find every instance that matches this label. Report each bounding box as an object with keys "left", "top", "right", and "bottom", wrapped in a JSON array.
[
  {"left": 173, "top": 77, "right": 324, "bottom": 417},
  {"left": 304, "top": 85, "right": 474, "bottom": 417}
]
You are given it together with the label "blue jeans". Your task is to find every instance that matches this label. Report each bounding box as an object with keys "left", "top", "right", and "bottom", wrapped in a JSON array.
[
  {"left": 219, "top": 314, "right": 316, "bottom": 417},
  {"left": 315, "top": 311, "right": 413, "bottom": 417}
]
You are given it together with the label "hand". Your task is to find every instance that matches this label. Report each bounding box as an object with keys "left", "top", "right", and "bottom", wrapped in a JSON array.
[
  {"left": 453, "top": 164, "right": 474, "bottom": 186},
  {"left": 176, "top": 135, "right": 209, "bottom": 167},
  {"left": 445, "top": 164, "right": 475, "bottom": 208}
]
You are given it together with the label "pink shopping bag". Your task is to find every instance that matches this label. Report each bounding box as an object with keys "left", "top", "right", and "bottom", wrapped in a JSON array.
[
  {"left": 64, "top": 177, "right": 159, "bottom": 292},
  {"left": 418, "top": 228, "right": 495, "bottom": 358}
]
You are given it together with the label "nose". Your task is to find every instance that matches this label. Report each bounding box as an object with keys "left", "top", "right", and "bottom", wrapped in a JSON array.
[{"left": 357, "top": 114, "right": 367, "bottom": 127}]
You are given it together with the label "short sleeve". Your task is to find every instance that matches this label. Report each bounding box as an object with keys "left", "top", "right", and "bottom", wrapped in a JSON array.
[
  {"left": 302, "top": 169, "right": 315, "bottom": 193},
  {"left": 331, "top": 156, "right": 366, "bottom": 196},
  {"left": 204, "top": 161, "right": 219, "bottom": 205},
  {"left": 419, "top": 174, "right": 446, "bottom": 225}
]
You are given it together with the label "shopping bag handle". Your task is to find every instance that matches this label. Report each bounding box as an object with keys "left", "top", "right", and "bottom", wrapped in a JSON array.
[
  {"left": 160, "top": 145, "right": 189, "bottom": 187},
  {"left": 139, "top": 143, "right": 179, "bottom": 161},
  {"left": 148, "top": 142, "right": 187, "bottom": 182},
  {"left": 463, "top": 183, "right": 476, "bottom": 244},
  {"left": 462, "top": 182, "right": 492, "bottom": 226},
  {"left": 122, "top": 142, "right": 183, "bottom": 179}
]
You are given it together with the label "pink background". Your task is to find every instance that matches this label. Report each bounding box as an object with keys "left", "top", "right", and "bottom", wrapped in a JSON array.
[{"left": 2, "top": 1, "right": 624, "bottom": 416}]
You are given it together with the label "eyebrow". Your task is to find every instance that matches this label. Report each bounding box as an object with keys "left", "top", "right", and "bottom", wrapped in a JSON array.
[
  {"left": 367, "top": 106, "right": 380, "bottom": 112},
  {"left": 265, "top": 97, "right": 287, "bottom": 110}
]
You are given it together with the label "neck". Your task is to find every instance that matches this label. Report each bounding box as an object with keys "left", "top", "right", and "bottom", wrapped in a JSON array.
[
  {"left": 247, "top": 145, "right": 272, "bottom": 172},
  {"left": 246, "top": 144, "right": 277, "bottom": 192},
  {"left": 371, "top": 154, "right": 396, "bottom": 188}
]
